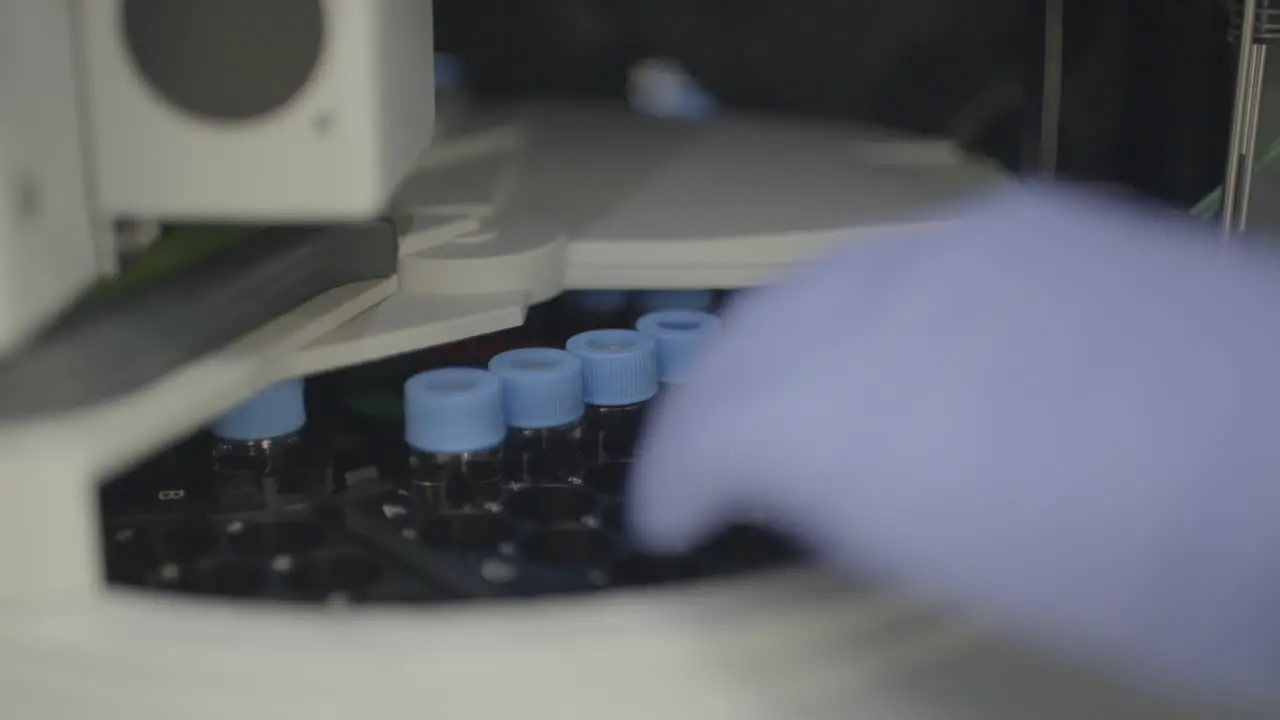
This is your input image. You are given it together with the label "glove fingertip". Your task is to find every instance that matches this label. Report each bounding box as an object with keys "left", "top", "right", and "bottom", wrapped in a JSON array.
[
  {"left": 624, "top": 477, "right": 710, "bottom": 554},
  {"left": 623, "top": 452, "right": 737, "bottom": 555}
]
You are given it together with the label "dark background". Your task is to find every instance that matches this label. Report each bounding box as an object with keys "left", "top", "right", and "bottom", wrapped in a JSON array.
[{"left": 434, "top": 0, "right": 1235, "bottom": 208}]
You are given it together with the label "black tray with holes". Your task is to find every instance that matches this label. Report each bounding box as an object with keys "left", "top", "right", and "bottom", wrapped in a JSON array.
[
  {"left": 345, "top": 461, "right": 800, "bottom": 597},
  {"left": 103, "top": 510, "right": 447, "bottom": 602},
  {"left": 100, "top": 296, "right": 801, "bottom": 604},
  {"left": 100, "top": 470, "right": 486, "bottom": 603}
]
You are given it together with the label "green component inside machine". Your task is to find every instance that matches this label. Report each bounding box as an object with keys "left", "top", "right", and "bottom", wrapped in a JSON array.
[
  {"left": 341, "top": 387, "right": 405, "bottom": 424},
  {"left": 87, "top": 226, "right": 257, "bottom": 301}
]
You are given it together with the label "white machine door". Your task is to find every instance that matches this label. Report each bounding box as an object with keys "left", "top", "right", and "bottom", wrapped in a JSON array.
[{"left": 0, "top": 0, "right": 107, "bottom": 357}]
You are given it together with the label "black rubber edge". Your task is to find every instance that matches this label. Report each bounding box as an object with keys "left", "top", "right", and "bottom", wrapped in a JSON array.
[{"left": 0, "top": 221, "right": 398, "bottom": 419}]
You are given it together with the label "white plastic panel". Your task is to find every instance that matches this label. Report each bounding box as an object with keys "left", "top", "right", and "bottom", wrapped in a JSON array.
[
  {"left": 290, "top": 102, "right": 1006, "bottom": 374},
  {"left": 407, "top": 102, "right": 1001, "bottom": 289},
  {"left": 0, "top": 572, "right": 1265, "bottom": 718},
  {"left": 80, "top": 0, "right": 435, "bottom": 221},
  {"left": 0, "top": 0, "right": 107, "bottom": 357},
  {"left": 288, "top": 289, "right": 524, "bottom": 378},
  {"left": 503, "top": 102, "right": 981, "bottom": 242}
]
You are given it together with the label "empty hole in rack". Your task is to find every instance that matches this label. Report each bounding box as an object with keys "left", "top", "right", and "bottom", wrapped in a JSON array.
[
  {"left": 421, "top": 511, "right": 515, "bottom": 550},
  {"left": 521, "top": 526, "right": 615, "bottom": 566},
  {"left": 524, "top": 452, "right": 585, "bottom": 485},
  {"left": 161, "top": 523, "right": 218, "bottom": 562},
  {"left": 105, "top": 527, "right": 157, "bottom": 583},
  {"left": 289, "top": 553, "right": 382, "bottom": 599},
  {"left": 599, "top": 503, "right": 622, "bottom": 532},
  {"left": 185, "top": 559, "right": 268, "bottom": 598},
  {"left": 583, "top": 461, "right": 629, "bottom": 498},
  {"left": 228, "top": 520, "right": 327, "bottom": 557},
  {"left": 311, "top": 502, "right": 348, "bottom": 529},
  {"left": 600, "top": 429, "right": 637, "bottom": 460},
  {"left": 506, "top": 485, "right": 598, "bottom": 524},
  {"left": 697, "top": 524, "right": 801, "bottom": 568},
  {"left": 610, "top": 552, "right": 705, "bottom": 587}
]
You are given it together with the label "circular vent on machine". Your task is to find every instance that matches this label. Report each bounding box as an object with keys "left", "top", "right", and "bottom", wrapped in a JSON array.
[{"left": 121, "top": 0, "right": 325, "bottom": 122}]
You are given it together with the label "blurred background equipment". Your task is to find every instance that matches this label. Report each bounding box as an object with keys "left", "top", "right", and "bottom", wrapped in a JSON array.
[{"left": 435, "top": 0, "right": 1234, "bottom": 204}]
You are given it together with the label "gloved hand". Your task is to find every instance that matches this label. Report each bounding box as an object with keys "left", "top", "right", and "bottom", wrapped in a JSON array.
[{"left": 628, "top": 183, "right": 1280, "bottom": 705}]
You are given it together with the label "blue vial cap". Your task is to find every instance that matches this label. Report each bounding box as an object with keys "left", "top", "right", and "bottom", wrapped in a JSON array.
[
  {"left": 635, "top": 310, "right": 723, "bottom": 385},
  {"left": 403, "top": 367, "right": 506, "bottom": 454},
  {"left": 211, "top": 379, "right": 306, "bottom": 442},
  {"left": 434, "top": 53, "right": 465, "bottom": 94},
  {"left": 636, "top": 290, "right": 716, "bottom": 314},
  {"left": 630, "top": 60, "right": 719, "bottom": 121},
  {"left": 488, "top": 348, "right": 584, "bottom": 429},
  {"left": 565, "top": 290, "right": 631, "bottom": 314},
  {"left": 566, "top": 329, "right": 658, "bottom": 407}
]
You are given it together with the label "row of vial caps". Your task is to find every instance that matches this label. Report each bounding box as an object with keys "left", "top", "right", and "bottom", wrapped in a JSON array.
[{"left": 208, "top": 289, "right": 725, "bottom": 461}]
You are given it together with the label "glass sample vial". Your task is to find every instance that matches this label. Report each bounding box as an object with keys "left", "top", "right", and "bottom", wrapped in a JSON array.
[
  {"left": 209, "top": 379, "right": 312, "bottom": 513},
  {"left": 565, "top": 329, "right": 659, "bottom": 462},
  {"left": 403, "top": 367, "right": 507, "bottom": 516},
  {"left": 635, "top": 290, "right": 717, "bottom": 315},
  {"left": 635, "top": 309, "right": 723, "bottom": 390},
  {"left": 488, "top": 347, "right": 586, "bottom": 484}
]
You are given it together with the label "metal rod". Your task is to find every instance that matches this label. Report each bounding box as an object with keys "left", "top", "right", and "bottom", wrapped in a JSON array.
[
  {"left": 1234, "top": 44, "right": 1268, "bottom": 234},
  {"left": 1222, "top": 0, "right": 1261, "bottom": 239},
  {"left": 1022, "top": 0, "right": 1064, "bottom": 175}
]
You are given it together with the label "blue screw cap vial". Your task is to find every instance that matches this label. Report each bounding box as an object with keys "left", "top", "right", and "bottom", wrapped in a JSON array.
[
  {"left": 629, "top": 59, "right": 718, "bottom": 121},
  {"left": 635, "top": 310, "right": 723, "bottom": 384},
  {"left": 211, "top": 379, "right": 306, "bottom": 442},
  {"left": 566, "top": 329, "right": 659, "bottom": 407},
  {"left": 565, "top": 290, "right": 631, "bottom": 314},
  {"left": 488, "top": 348, "right": 584, "bottom": 429},
  {"left": 434, "top": 52, "right": 465, "bottom": 94},
  {"left": 403, "top": 367, "right": 506, "bottom": 454},
  {"left": 636, "top": 290, "right": 716, "bottom": 314}
]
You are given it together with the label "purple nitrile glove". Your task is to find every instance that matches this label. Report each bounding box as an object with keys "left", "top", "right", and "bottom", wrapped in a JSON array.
[{"left": 628, "top": 183, "right": 1280, "bottom": 706}]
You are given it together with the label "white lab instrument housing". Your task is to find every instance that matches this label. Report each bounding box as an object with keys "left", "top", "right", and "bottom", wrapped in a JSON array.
[
  {"left": 0, "top": 3, "right": 1263, "bottom": 718},
  {"left": 80, "top": 0, "right": 435, "bottom": 221},
  {"left": 0, "top": 1, "right": 104, "bottom": 358}
]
